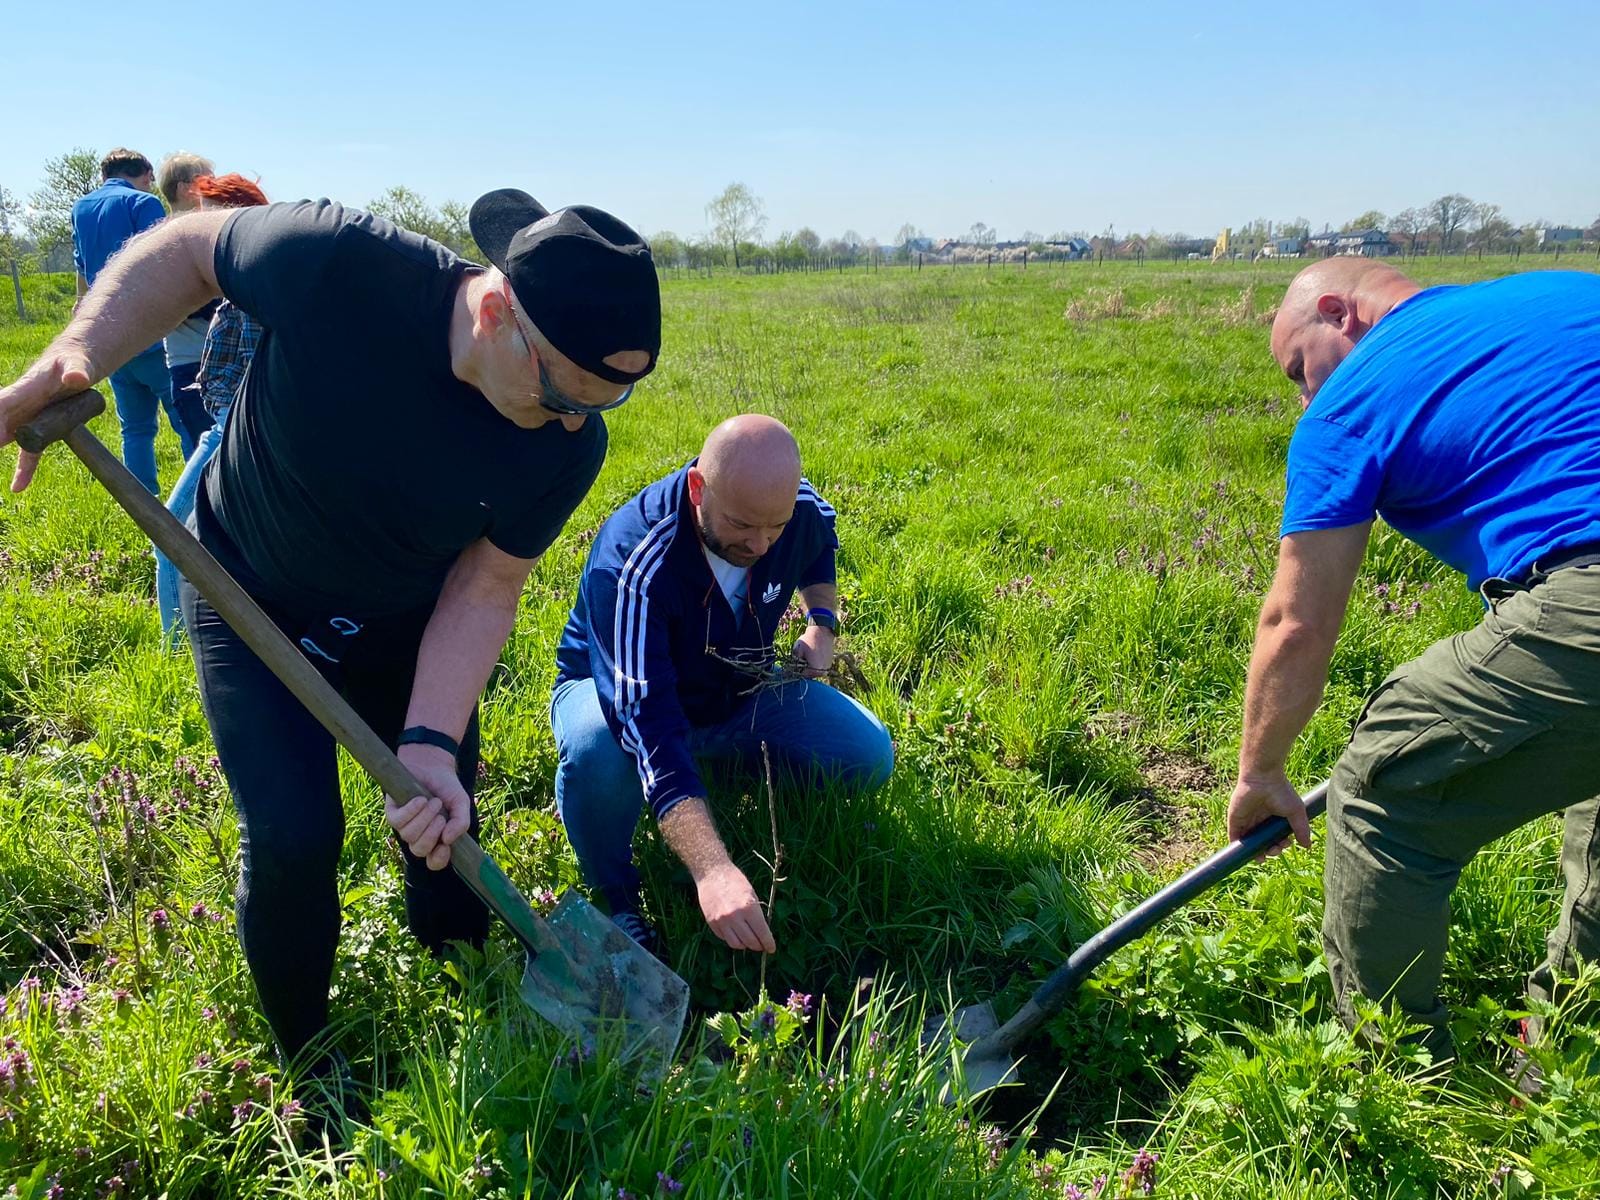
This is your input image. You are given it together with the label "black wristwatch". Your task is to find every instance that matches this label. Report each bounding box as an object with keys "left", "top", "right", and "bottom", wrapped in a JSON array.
[
  {"left": 397, "top": 725, "right": 461, "bottom": 759},
  {"left": 805, "top": 607, "right": 839, "bottom": 635}
]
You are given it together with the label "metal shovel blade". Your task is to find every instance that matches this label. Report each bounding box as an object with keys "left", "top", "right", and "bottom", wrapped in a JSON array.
[
  {"left": 519, "top": 891, "right": 690, "bottom": 1067},
  {"left": 923, "top": 1001, "right": 1020, "bottom": 1099}
]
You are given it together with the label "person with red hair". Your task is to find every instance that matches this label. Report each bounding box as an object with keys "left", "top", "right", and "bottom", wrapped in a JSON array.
[{"left": 155, "top": 174, "right": 270, "bottom": 636}]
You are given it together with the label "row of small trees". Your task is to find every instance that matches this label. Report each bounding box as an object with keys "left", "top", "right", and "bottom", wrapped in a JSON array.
[{"left": 1225, "top": 194, "right": 1597, "bottom": 257}]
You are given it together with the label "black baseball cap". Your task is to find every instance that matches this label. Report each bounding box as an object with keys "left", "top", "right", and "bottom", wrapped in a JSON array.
[{"left": 469, "top": 188, "right": 660, "bottom": 386}]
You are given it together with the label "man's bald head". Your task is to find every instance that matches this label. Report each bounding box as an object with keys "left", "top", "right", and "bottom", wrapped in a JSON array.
[
  {"left": 1270, "top": 258, "right": 1421, "bottom": 405},
  {"left": 699, "top": 414, "right": 802, "bottom": 492},
  {"left": 689, "top": 415, "right": 804, "bottom": 567}
]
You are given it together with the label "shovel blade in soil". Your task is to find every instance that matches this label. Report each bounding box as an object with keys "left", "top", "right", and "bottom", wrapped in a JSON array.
[
  {"left": 519, "top": 891, "right": 690, "bottom": 1069},
  {"left": 923, "top": 1001, "right": 1020, "bottom": 1101}
]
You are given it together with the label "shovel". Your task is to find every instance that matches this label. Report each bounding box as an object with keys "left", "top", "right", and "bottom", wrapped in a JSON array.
[
  {"left": 927, "top": 780, "right": 1329, "bottom": 1098},
  {"left": 18, "top": 390, "right": 690, "bottom": 1064}
]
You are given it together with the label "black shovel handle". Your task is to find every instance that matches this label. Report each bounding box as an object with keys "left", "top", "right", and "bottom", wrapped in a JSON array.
[
  {"left": 981, "top": 780, "right": 1330, "bottom": 1057},
  {"left": 16, "top": 390, "right": 568, "bottom": 962}
]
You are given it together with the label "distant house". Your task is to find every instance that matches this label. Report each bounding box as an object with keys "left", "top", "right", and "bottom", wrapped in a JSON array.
[
  {"left": 1043, "top": 237, "right": 1093, "bottom": 259},
  {"left": 1333, "top": 229, "right": 1396, "bottom": 257},
  {"left": 1536, "top": 226, "right": 1583, "bottom": 246},
  {"left": 1262, "top": 236, "right": 1304, "bottom": 257},
  {"left": 1305, "top": 230, "right": 1339, "bottom": 254},
  {"left": 903, "top": 236, "right": 935, "bottom": 253}
]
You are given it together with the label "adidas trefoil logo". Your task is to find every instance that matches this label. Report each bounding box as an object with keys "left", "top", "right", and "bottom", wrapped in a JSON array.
[{"left": 761, "top": 581, "right": 783, "bottom": 605}]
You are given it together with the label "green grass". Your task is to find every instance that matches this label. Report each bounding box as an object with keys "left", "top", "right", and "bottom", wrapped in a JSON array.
[{"left": 2, "top": 255, "right": 1598, "bottom": 1197}]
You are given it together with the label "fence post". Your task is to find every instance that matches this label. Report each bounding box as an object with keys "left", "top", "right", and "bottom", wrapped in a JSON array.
[{"left": 8, "top": 259, "right": 24, "bottom": 322}]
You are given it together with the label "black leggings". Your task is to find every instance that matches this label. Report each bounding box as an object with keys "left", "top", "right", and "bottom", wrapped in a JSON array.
[{"left": 181, "top": 582, "right": 488, "bottom": 1061}]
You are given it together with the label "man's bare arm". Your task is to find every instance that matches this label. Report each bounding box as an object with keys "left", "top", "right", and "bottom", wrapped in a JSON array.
[
  {"left": 386, "top": 538, "right": 533, "bottom": 871},
  {"left": 1228, "top": 523, "right": 1371, "bottom": 847},
  {"left": 1, "top": 209, "right": 231, "bottom": 490},
  {"left": 660, "top": 798, "right": 776, "bottom": 953}
]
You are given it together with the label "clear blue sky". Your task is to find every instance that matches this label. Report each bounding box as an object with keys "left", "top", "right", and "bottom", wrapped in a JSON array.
[{"left": 6, "top": 0, "right": 1596, "bottom": 243}]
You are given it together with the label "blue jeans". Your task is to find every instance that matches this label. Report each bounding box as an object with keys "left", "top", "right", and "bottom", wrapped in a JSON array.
[
  {"left": 552, "top": 675, "right": 895, "bottom": 914},
  {"left": 107, "top": 346, "right": 186, "bottom": 495},
  {"left": 155, "top": 407, "right": 227, "bottom": 637}
]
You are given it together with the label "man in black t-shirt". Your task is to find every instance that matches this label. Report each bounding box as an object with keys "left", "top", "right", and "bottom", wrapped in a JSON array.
[{"left": 0, "top": 189, "right": 660, "bottom": 1100}]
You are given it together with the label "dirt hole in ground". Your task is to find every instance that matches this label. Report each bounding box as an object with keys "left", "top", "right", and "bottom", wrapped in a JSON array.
[
  {"left": 1088, "top": 713, "right": 1218, "bottom": 872},
  {"left": 1129, "top": 747, "right": 1216, "bottom": 872}
]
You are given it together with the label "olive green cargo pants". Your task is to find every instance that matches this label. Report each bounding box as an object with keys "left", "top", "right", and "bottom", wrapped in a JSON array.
[{"left": 1324, "top": 563, "right": 1600, "bottom": 1063}]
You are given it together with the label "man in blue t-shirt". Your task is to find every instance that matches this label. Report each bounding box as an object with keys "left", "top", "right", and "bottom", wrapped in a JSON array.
[
  {"left": 1227, "top": 257, "right": 1600, "bottom": 1078},
  {"left": 70, "top": 147, "right": 187, "bottom": 495}
]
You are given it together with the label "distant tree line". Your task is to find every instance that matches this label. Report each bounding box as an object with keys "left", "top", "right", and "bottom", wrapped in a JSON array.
[{"left": 4, "top": 153, "right": 1597, "bottom": 308}]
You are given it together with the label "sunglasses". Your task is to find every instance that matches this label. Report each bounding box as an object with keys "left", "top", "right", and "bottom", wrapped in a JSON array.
[{"left": 502, "top": 283, "right": 634, "bottom": 415}]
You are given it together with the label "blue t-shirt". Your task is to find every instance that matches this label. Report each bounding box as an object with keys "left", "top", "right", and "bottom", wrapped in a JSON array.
[
  {"left": 1280, "top": 270, "right": 1600, "bottom": 589},
  {"left": 70, "top": 179, "right": 166, "bottom": 284}
]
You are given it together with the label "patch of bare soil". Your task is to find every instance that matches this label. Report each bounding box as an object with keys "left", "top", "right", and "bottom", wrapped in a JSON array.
[
  {"left": 1129, "top": 746, "right": 1218, "bottom": 873},
  {"left": 1084, "top": 712, "right": 1222, "bottom": 870}
]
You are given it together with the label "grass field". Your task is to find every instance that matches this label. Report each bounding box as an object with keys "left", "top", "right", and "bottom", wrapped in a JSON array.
[{"left": 3, "top": 254, "right": 1599, "bottom": 1198}]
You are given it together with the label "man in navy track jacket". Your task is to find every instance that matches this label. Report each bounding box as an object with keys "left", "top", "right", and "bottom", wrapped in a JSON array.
[{"left": 552, "top": 414, "right": 894, "bottom": 954}]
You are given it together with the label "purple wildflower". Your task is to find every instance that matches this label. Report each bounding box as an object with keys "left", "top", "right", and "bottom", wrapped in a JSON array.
[
  {"left": 193, "top": 1053, "right": 213, "bottom": 1069},
  {"left": 55, "top": 986, "right": 87, "bottom": 1017},
  {"left": 1064, "top": 1187, "right": 1086, "bottom": 1200},
  {"left": 980, "top": 1124, "right": 1006, "bottom": 1166},
  {"left": 148, "top": 908, "right": 170, "bottom": 931},
  {"left": 46, "top": 1181, "right": 65, "bottom": 1200},
  {"left": 232, "top": 1099, "right": 254, "bottom": 1123},
  {"left": 1092, "top": 1176, "right": 1108, "bottom": 1197},
  {"left": 785, "top": 990, "right": 813, "bottom": 1018},
  {"left": 755, "top": 1006, "right": 777, "bottom": 1035},
  {"left": 1123, "top": 1149, "right": 1159, "bottom": 1196},
  {"left": 656, "top": 1171, "right": 684, "bottom": 1194},
  {"left": 190, "top": 902, "right": 210, "bottom": 921},
  {"left": 201, "top": 1006, "right": 218, "bottom": 1021},
  {"left": 280, "top": 1099, "right": 303, "bottom": 1120}
]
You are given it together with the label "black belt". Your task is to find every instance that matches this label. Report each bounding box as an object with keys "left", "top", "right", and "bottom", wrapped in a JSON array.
[{"left": 1527, "top": 541, "right": 1600, "bottom": 583}]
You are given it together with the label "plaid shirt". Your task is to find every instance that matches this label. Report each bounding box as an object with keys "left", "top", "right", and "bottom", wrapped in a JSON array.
[{"left": 196, "top": 300, "right": 262, "bottom": 417}]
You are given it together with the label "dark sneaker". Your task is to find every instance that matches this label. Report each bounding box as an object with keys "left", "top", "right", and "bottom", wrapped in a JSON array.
[
  {"left": 1508, "top": 1018, "right": 1545, "bottom": 1104},
  {"left": 610, "top": 910, "right": 664, "bottom": 961},
  {"left": 294, "top": 1049, "right": 372, "bottom": 1145}
]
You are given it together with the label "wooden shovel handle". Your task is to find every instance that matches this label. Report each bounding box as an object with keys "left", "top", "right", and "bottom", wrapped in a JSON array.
[
  {"left": 16, "top": 391, "right": 566, "bottom": 961},
  {"left": 15, "top": 389, "right": 106, "bottom": 453}
]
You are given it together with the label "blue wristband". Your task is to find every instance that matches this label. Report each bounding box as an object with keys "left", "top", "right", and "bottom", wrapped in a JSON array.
[{"left": 805, "top": 607, "right": 838, "bottom": 634}]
